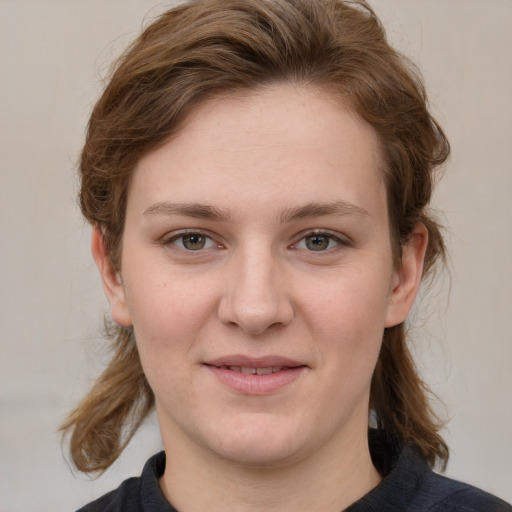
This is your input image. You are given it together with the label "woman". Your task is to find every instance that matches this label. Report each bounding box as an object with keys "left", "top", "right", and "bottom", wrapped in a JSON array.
[{"left": 62, "top": 0, "right": 512, "bottom": 510}]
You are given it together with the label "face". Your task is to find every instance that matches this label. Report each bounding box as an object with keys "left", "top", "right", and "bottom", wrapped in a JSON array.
[{"left": 96, "top": 84, "right": 424, "bottom": 469}]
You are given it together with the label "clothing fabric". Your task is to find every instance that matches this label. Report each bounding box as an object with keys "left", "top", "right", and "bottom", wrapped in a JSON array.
[{"left": 77, "top": 431, "right": 512, "bottom": 512}]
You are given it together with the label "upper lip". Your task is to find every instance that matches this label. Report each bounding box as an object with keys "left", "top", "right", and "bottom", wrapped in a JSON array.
[{"left": 204, "top": 355, "right": 306, "bottom": 368}]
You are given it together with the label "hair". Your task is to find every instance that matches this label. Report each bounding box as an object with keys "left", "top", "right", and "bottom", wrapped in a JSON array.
[{"left": 61, "top": 0, "right": 450, "bottom": 474}]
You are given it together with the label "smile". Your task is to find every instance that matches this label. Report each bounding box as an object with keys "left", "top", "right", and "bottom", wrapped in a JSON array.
[
  {"left": 214, "top": 365, "right": 289, "bottom": 375},
  {"left": 204, "top": 357, "right": 307, "bottom": 394}
]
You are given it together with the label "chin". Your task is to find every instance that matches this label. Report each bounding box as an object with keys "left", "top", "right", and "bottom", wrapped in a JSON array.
[
  {"left": 215, "top": 441, "right": 302, "bottom": 469},
  {"left": 203, "top": 414, "right": 311, "bottom": 468}
]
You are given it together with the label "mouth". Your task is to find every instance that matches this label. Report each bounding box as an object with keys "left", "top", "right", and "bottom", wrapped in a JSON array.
[
  {"left": 204, "top": 354, "right": 306, "bottom": 372},
  {"left": 203, "top": 356, "right": 307, "bottom": 394},
  {"left": 207, "top": 365, "right": 295, "bottom": 375}
]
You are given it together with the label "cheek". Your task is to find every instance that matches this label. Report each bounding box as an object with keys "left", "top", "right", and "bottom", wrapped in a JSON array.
[
  {"left": 126, "top": 259, "right": 216, "bottom": 328},
  {"left": 124, "top": 271, "right": 215, "bottom": 368},
  {"left": 303, "top": 266, "right": 391, "bottom": 334},
  {"left": 301, "top": 268, "right": 390, "bottom": 373}
]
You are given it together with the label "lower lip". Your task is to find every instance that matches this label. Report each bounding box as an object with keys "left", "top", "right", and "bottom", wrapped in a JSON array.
[{"left": 205, "top": 366, "right": 306, "bottom": 395}]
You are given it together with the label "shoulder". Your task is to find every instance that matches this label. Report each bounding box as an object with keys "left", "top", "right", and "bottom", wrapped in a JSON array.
[
  {"left": 390, "top": 442, "right": 512, "bottom": 512},
  {"left": 420, "top": 472, "right": 512, "bottom": 512},
  {"left": 75, "top": 452, "right": 175, "bottom": 512},
  {"left": 395, "top": 441, "right": 512, "bottom": 512},
  {"left": 76, "top": 477, "right": 140, "bottom": 512},
  {"left": 347, "top": 431, "right": 512, "bottom": 512}
]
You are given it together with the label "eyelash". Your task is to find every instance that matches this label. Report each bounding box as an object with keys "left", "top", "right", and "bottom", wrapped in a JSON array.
[
  {"left": 161, "top": 230, "right": 221, "bottom": 252},
  {"left": 161, "top": 229, "right": 350, "bottom": 254},
  {"left": 290, "top": 230, "right": 350, "bottom": 253}
]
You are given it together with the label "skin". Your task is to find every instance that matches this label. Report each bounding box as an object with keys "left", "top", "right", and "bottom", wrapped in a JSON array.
[{"left": 93, "top": 83, "right": 427, "bottom": 512}]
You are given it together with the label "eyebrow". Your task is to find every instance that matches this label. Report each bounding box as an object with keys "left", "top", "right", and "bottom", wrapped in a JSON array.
[
  {"left": 143, "top": 200, "right": 369, "bottom": 222},
  {"left": 143, "top": 202, "right": 230, "bottom": 221},
  {"left": 279, "top": 201, "right": 370, "bottom": 223}
]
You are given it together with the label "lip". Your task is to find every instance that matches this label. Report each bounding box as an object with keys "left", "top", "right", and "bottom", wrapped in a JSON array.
[
  {"left": 205, "top": 354, "right": 305, "bottom": 368},
  {"left": 204, "top": 354, "right": 308, "bottom": 395}
]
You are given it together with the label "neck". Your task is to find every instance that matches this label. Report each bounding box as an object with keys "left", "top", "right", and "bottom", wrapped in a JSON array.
[{"left": 159, "top": 424, "right": 381, "bottom": 512}]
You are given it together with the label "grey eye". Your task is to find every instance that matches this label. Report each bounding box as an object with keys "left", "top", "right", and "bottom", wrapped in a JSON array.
[
  {"left": 181, "top": 234, "right": 207, "bottom": 250},
  {"left": 305, "top": 234, "right": 332, "bottom": 251}
]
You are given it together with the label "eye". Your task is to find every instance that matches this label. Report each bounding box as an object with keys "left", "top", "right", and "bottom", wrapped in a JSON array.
[
  {"left": 293, "top": 232, "right": 345, "bottom": 252},
  {"left": 304, "top": 234, "right": 336, "bottom": 251},
  {"left": 166, "top": 232, "right": 218, "bottom": 251}
]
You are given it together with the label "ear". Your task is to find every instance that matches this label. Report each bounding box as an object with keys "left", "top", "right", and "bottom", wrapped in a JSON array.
[
  {"left": 384, "top": 223, "right": 428, "bottom": 328},
  {"left": 91, "top": 227, "right": 132, "bottom": 327}
]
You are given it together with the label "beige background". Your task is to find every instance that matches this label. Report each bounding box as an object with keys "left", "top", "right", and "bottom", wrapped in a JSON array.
[{"left": 1, "top": 1, "right": 511, "bottom": 510}]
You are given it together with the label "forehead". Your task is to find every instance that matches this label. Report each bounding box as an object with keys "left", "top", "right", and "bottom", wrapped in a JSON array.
[{"left": 129, "top": 83, "right": 387, "bottom": 221}]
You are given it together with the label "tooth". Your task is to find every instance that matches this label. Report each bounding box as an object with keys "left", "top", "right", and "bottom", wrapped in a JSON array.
[
  {"left": 272, "top": 366, "right": 283, "bottom": 373},
  {"left": 241, "top": 367, "right": 256, "bottom": 375},
  {"left": 229, "top": 366, "right": 241, "bottom": 373},
  {"left": 256, "top": 367, "right": 273, "bottom": 375}
]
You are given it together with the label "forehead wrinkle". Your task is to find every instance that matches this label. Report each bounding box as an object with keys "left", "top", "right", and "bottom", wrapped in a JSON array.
[{"left": 143, "top": 202, "right": 231, "bottom": 221}]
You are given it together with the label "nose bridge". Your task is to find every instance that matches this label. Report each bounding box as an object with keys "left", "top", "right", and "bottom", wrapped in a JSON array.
[{"left": 219, "top": 240, "right": 293, "bottom": 335}]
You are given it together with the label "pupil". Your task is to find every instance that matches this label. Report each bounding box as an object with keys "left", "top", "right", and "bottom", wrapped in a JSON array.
[
  {"left": 183, "top": 234, "right": 205, "bottom": 250},
  {"left": 307, "top": 235, "right": 329, "bottom": 251}
]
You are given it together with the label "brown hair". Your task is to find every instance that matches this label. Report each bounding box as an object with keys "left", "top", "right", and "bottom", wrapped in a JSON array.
[{"left": 62, "top": 0, "right": 450, "bottom": 474}]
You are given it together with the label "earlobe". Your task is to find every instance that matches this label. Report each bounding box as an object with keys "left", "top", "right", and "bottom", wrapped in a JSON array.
[
  {"left": 384, "top": 224, "right": 428, "bottom": 328},
  {"left": 91, "top": 227, "right": 133, "bottom": 327}
]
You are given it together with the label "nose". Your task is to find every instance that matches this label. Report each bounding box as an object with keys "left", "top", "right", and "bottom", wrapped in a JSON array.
[{"left": 218, "top": 246, "right": 294, "bottom": 335}]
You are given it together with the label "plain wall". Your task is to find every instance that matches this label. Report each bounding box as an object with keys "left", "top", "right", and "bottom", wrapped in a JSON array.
[{"left": 0, "top": 1, "right": 511, "bottom": 510}]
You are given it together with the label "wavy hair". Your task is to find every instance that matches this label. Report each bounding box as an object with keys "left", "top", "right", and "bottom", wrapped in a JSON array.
[{"left": 61, "top": 0, "right": 450, "bottom": 474}]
